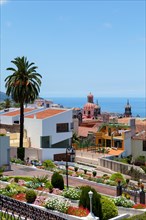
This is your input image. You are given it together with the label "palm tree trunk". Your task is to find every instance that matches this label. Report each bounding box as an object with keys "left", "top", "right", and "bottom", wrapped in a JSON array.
[
  {"left": 20, "top": 101, "right": 24, "bottom": 148},
  {"left": 17, "top": 101, "right": 25, "bottom": 160}
]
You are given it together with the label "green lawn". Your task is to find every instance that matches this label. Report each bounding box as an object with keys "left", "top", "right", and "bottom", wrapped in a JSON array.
[{"left": 125, "top": 212, "right": 146, "bottom": 220}]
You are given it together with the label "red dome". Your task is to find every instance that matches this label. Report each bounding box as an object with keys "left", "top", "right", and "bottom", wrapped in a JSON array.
[{"left": 84, "top": 102, "right": 96, "bottom": 110}]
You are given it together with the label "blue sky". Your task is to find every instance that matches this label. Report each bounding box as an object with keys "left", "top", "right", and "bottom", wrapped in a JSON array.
[{"left": 0, "top": 0, "right": 145, "bottom": 98}]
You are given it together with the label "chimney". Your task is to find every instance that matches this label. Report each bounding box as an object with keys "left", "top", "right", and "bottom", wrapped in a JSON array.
[{"left": 128, "top": 118, "right": 136, "bottom": 137}]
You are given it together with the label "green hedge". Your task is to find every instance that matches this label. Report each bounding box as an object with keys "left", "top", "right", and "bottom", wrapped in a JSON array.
[{"left": 101, "top": 196, "right": 118, "bottom": 220}]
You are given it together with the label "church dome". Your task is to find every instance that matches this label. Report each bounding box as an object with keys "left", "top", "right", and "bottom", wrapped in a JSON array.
[{"left": 84, "top": 102, "right": 96, "bottom": 110}]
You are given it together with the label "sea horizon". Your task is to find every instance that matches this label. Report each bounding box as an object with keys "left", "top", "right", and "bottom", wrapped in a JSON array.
[{"left": 43, "top": 96, "right": 146, "bottom": 118}]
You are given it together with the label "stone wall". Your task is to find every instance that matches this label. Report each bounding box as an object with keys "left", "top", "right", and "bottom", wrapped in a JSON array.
[{"left": 0, "top": 124, "right": 20, "bottom": 133}]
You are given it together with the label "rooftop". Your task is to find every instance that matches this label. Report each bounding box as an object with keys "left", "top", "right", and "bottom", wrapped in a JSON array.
[
  {"left": 25, "top": 108, "right": 67, "bottom": 119},
  {"left": 2, "top": 108, "right": 34, "bottom": 117}
]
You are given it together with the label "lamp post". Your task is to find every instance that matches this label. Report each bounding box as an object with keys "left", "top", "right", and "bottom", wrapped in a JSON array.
[
  {"left": 66, "top": 146, "right": 75, "bottom": 189},
  {"left": 85, "top": 191, "right": 99, "bottom": 219},
  {"left": 88, "top": 191, "right": 93, "bottom": 214}
]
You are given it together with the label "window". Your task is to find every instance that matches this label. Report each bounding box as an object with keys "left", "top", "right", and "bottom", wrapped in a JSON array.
[
  {"left": 13, "top": 120, "right": 19, "bottom": 124},
  {"left": 41, "top": 136, "right": 50, "bottom": 148},
  {"left": 143, "top": 141, "right": 146, "bottom": 151},
  {"left": 108, "top": 128, "right": 111, "bottom": 136},
  {"left": 56, "top": 123, "right": 69, "bottom": 133},
  {"left": 70, "top": 122, "right": 74, "bottom": 130},
  {"left": 98, "top": 139, "right": 101, "bottom": 144}
]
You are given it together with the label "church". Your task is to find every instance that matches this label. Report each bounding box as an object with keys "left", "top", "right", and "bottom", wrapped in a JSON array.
[{"left": 82, "top": 92, "right": 101, "bottom": 119}]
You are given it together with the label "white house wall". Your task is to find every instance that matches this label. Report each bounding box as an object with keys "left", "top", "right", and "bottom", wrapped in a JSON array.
[
  {"left": 24, "top": 109, "right": 73, "bottom": 149},
  {"left": 42, "top": 110, "right": 73, "bottom": 145},
  {"left": 131, "top": 139, "right": 146, "bottom": 160},
  {"left": 123, "top": 131, "right": 132, "bottom": 156},
  {"left": 42, "top": 148, "right": 66, "bottom": 161},
  {"left": 0, "top": 136, "right": 10, "bottom": 167},
  {"left": 0, "top": 115, "right": 15, "bottom": 125},
  {"left": 24, "top": 118, "right": 42, "bottom": 149}
]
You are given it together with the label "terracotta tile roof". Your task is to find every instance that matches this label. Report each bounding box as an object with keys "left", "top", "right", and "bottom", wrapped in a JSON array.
[
  {"left": 108, "top": 149, "right": 124, "bottom": 156},
  {"left": 78, "top": 126, "right": 98, "bottom": 137},
  {"left": 133, "top": 131, "right": 146, "bottom": 140},
  {"left": 25, "top": 109, "right": 66, "bottom": 119},
  {"left": 2, "top": 108, "right": 34, "bottom": 117}
]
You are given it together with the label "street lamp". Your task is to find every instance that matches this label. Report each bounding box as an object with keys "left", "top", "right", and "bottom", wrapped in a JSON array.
[
  {"left": 66, "top": 146, "right": 75, "bottom": 189},
  {"left": 88, "top": 191, "right": 93, "bottom": 214},
  {"left": 86, "top": 191, "right": 99, "bottom": 220}
]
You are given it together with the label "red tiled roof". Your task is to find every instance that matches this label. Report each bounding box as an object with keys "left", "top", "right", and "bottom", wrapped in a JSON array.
[
  {"left": 25, "top": 109, "right": 66, "bottom": 119},
  {"left": 108, "top": 149, "right": 124, "bottom": 156},
  {"left": 2, "top": 108, "right": 34, "bottom": 117},
  {"left": 78, "top": 126, "right": 98, "bottom": 137}
]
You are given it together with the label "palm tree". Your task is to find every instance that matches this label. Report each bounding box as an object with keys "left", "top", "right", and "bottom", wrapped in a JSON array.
[
  {"left": 4, "top": 98, "right": 11, "bottom": 109},
  {"left": 5, "top": 56, "right": 42, "bottom": 160}
]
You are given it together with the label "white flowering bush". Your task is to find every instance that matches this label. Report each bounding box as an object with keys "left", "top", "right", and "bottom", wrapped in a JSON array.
[
  {"left": 45, "top": 198, "right": 71, "bottom": 213},
  {"left": 62, "top": 188, "right": 81, "bottom": 200},
  {"left": 112, "top": 196, "right": 135, "bottom": 208}
]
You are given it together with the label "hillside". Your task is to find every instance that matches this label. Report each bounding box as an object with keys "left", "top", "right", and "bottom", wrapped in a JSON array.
[{"left": 0, "top": 91, "right": 10, "bottom": 102}]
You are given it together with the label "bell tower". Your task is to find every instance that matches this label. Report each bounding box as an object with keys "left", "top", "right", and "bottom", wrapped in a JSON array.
[
  {"left": 87, "top": 92, "right": 93, "bottom": 103},
  {"left": 124, "top": 99, "right": 132, "bottom": 117}
]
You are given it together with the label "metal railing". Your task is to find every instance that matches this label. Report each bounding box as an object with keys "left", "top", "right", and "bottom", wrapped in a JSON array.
[{"left": 0, "top": 194, "right": 66, "bottom": 220}]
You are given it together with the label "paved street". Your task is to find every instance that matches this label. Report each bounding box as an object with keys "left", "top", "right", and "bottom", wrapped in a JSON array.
[{"left": 3, "top": 164, "right": 116, "bottom": 197}]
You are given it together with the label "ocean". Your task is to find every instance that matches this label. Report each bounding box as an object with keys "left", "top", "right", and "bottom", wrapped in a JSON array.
[{"left": 45, "top": 97, "right": 146, "bottom": 118}]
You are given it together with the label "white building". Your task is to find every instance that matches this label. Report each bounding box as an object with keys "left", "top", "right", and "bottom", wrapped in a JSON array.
[
  {"left": 0, "top": 107, "right": 73, "bottom": 161},
  {"left": 0, "top": 135, "right": 10, "bottom": 170},
  {"left": 0, "top": 108, "right": 38, "bottom": 125}
]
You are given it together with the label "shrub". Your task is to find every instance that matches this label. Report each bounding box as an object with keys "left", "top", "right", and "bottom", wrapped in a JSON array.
[
  {"left": 92, "top": 171, "right": 97, "bottom": 177},
  {"left": 127, "top": 167, "right": 142, "bottom": 181},
  {"left": 96, "top": 178, "right": 104, "bottom": 184},
  {"left": 140, "top": 165, "right": 146, "bottom": 173},
  {"left": 62, "top": 187, "right": 81, "bottom": 200},
  {"left": 11, "top": 158, "right": 25, "bottom": 165},
  {"left": 0, "top": 176, "right": 9, "bottom": 181},
  {"left": 14, "top": 177, "right": 19, "bottom": 183},
  {"left": 26, "top": 189, "right": 37, "bottom": 203},
  {"left": 113, "top": 196, "right": 135, "bottom": 208},
  {"left": 42, "top": 160, "right": 56, "bottom": 170},
  {"left": 32, "top": 175, "right": 49, "bottom": 184},
  {"left": 109, "top": 172, "right": 125, "bottom": 183},
  {"left": 51, "top": 172, "right": 64, "bottom": 190},
  {"left": 79, "top": 185, "right": 102, "bottom": 218},
  {"left": 101, "top": 197, "right": 118, "bottom": 220},
  {"left": 67, "top": 206, "right": 89, "bottom": 217},
  {"left": 0, "top": 167, "right": 4, "bottom": 177},
  {"left": 102, "top": 174, "right": 109, "bottom": 180},
  {"left": 84, "top": 169, "right": 87, "bottom": 174},
  {"left": 134, "top": 156, "right": 145, "bottom": 166},
  {"left": 74, "top": 167, "right": 79, "bottom": 172},
  {"left": 45, "top": 198, "right": 70, "bottom": 213},
  {"left": 133, "top": 204, "right": 146, "bottom": 209},
  {"left": 10, "top": 176, "right": 33, "bottom": 182}
]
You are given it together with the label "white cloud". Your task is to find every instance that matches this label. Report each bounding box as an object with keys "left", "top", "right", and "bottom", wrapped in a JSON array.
[
  {"left": 103, "top": 22, "right": 112, "bottom": 29},
  {"left": 0, "top": 0, "right": 8, "bottom": 5}
]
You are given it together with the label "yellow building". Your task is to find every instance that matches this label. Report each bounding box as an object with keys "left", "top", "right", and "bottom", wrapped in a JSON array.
[{"left": 95, "top": 123, "right": 131, "bottom": 152}]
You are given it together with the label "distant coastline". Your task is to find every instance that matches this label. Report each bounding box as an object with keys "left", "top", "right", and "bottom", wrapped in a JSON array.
[{"left": 44, "top": 97, "right": 146, "bottom": 118}]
